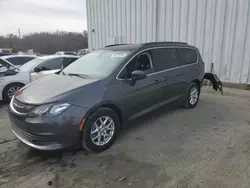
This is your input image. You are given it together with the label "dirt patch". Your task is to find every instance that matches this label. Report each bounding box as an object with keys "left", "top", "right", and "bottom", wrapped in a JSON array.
[{"left": 56, "top": 152, "right": 172, "bottom": 188}]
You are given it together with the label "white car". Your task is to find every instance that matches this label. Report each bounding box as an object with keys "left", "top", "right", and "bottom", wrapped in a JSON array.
[
  {"left": 0, "top": 55, "right": 37, "bottom": 73},
  {"left": 0, "top": 55, "right": 78, "bottom": 102}
]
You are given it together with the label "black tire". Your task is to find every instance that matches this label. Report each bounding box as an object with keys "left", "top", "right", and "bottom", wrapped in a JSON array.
[
  {"left": 182, "top": 82, "right": 200, "bottom": 109},
  {"left": 81, "top": 107, "right": 120, "bottom": 152},
  {"left": 2, "top": 83, "right": 24, "bottom": 103}
]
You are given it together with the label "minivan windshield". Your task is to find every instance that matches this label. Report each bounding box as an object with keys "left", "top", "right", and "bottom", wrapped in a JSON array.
[
  {"left": 19, "top": 58, "right": 45, "bottom": 72},
  {"left": 61, "top": 50, "right": 130, "bottom": 78}
]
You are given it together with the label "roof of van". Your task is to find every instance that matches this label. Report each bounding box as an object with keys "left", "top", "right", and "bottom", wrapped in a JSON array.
[{"left": 103, "top": 42, "right": 196, "bottom": 51}]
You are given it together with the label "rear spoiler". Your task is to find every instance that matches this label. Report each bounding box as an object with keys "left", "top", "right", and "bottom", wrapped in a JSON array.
[{"left": 203, "top": 73, "right": 223, "bottom": 95}]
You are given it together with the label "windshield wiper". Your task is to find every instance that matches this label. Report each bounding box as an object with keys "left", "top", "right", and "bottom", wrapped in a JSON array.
[
  {"left": 61, "top": 71, "right": 66, "bottom": 75},
  {"left": 68, "top": 73, "right": 91, "bottom": 79}
]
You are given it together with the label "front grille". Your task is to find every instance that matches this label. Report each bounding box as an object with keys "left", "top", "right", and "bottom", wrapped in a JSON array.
[
  {"left": 13, "top": 126, "right": 51, "bottom": 144},
  {"left": 12, "top": 98, "right": 35, "bottom": 114}
]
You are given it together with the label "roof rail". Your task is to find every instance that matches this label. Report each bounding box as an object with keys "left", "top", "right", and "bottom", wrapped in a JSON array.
[
  {"left": 143, "top": 42, "right": 188, "bottom": 46},
  {"left": 105, "top": 44, "right": 128, "bottom": 47}
]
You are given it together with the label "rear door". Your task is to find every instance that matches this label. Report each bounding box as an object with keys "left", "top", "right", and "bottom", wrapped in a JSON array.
[
  {"left": 150, "top": 47, "right": 186, "bottom": 103},
  {"left": 30, "top": 57, "right": 63, "bottom": 81}
]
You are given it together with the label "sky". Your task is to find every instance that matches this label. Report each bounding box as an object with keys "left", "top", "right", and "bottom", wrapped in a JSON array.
[{"left": 0, "top": 0, "right": 87, "bottom": 36}]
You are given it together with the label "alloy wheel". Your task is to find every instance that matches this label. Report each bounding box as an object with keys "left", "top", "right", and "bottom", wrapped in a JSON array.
[
  {"left": 189, "top": 87, "right": 198, "bottom": 105},
  {"left": 90, "top": 116, "right": 115, "bottom": 146},
  {"left": 7, "top": 86, "right": 21, "bottom": 99}
]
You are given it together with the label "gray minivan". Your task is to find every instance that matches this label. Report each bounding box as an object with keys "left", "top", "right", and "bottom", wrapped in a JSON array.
[{"left": 8, "top": 42, "right": 204, "bottom": 152}]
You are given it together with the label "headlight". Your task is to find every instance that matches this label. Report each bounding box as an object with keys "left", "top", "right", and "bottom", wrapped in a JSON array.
[{"left": 28, "top": 103, "right": 70, "bottom": 116}]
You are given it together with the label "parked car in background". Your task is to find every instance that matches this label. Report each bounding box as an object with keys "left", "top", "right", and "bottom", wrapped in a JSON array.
[
  {"left": 0, "top": 55, "right": 78, "bottom": 102},
  {"left": 0, "top": 55, "right": 36, "bottom": 73},
  {"left": 76, "top": 48, "right": 91, "bottom": 56},
  {"left": 55, "top": 51, "right": 76, "bottom": 55},
  {"left": 8, "top": 42, "right": 205, "bottom": 152},
  {"left": 0, "top": 52, "right": 13, "bottom": 57}
]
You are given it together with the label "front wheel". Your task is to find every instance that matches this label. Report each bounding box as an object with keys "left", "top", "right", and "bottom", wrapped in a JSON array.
[
  {"left": 182, "top": 82, "right": 200, "bottom": 108},
  {"left": 81, "top": 108, "right": 120, "bottom": 152}
]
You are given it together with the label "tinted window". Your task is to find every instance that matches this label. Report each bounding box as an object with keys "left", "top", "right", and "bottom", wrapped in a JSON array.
[
  {"left": 0, "top": 58, "right": 6, "bottom": 66},
  {"left": 7, "top": 57, "right": 34, "bottom": 65},
  {"left": 39, "top": 57, "right": 63, "bottom": 70},
  {"left": 179, "top": 48, "right": 197, "bottom": 65},
  {"left": 63, "top": 57, "right": 78, "bottom": 68},
  {"left": 19, "top": 58, "right": 45, "bottom": 72},
  {"left": 119, "top": 52, "right": 152, "bottom": 79},
  {"left": 0, "top": 59, "right": 7, "bottom": 69},
  {"left": 151, "top": 48, "right": 181, "bottom": 72}
]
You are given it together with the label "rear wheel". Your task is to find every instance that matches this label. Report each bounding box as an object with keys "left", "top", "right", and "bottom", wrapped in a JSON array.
[
  {"left": 81, "top": 108, "right": 120, "bottom": 152},
  {"left": 182, "top": 82, "right": 200, "bottom": 108},
  {"left": 3, "top": 83, "right": 24, "bottom": 103}
]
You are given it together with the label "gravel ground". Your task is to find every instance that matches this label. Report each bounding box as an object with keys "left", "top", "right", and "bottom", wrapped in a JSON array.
[{"left": 0, "top": 87, "right": 250, "bottom": 188}]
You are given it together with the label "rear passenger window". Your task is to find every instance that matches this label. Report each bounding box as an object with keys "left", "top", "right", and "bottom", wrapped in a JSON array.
[
  {"left": 150, "top": 48, "right": 181, "bottom": 72},
  {"left": 179, "top": 48, "right": 197, "bottom": 65},
  {"left": 7, "top": 57, "right": 34, "bottom": 65},
  {"left": 39, "top": 57, "right": 63, "bottom": 70}
]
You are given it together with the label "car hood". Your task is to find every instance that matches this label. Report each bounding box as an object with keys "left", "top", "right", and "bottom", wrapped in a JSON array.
[{"left": 16, "top": 74, "right": 100, "bottom": 104}]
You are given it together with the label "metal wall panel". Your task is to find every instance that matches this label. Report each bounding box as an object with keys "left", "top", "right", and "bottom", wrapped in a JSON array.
[{"left": 86, "top": 0, "right": 250, "bottom": 84}]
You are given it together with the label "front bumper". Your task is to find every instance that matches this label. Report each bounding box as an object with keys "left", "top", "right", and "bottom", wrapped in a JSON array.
[
  {"left": 12, "top": 127, "right": 63, "bottom": 150},
  {"left": 8, "top": 104, "right": 89, "bottom": 150}
]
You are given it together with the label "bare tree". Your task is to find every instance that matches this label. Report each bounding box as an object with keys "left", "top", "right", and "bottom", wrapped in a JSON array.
[{"left": 0, "top": 31, "right": 88, "bottom": 54}]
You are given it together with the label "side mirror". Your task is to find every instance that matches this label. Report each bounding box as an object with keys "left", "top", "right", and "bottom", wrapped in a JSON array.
[
  {"left": 34, "top": 67, "right": 40, "bottom": 72},
  {"left": 130, "top": 70, "right": 146, "bottom": 85}
]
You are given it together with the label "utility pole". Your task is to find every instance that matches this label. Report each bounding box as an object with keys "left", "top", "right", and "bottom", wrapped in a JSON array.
[{"left": 18, "top": 29, "right": 21, "bottom": 38}]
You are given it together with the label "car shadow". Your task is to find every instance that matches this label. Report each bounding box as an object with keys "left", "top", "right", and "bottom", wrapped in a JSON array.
[
  {"left": 19, "top": 144, "right": 82, "bottom": 167},
  {"left": 119, "top": 102, "right": 184, "bottom": 139},
  {"left": 0, "top": 101, "right": 7, "bottom": 108}
]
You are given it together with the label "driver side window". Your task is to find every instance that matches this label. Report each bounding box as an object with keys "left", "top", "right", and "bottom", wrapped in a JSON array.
[
  {"left": 38, "top": 57, "right": 63, "bottom": 71},
  {"left": 119, "top": 52, "right": 152, "bottom": 79}
]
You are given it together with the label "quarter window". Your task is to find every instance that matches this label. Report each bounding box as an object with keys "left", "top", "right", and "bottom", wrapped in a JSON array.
[
  {"left": 179, "top": 48, "right": 197, "bottom": 65},
  {"left": 119, "top": 52, "right": 152, "bottom": 79},
  {"left": 151, "top": 48, "right": 181, "bottom": 72}
]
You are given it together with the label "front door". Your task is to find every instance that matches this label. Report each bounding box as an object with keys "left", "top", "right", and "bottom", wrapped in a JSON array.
[{"left": 116, "top": 51, "right": 162, "bottom": 119}]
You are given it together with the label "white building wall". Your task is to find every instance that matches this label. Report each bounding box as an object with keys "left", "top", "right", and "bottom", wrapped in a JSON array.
[{"left": 86, "top": 0, "right": 250, "bottom": 84}]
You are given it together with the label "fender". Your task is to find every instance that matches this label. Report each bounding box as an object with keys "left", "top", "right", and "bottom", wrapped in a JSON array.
[{"left": 84, "top": 100, "right": 123, "bottom": 122}]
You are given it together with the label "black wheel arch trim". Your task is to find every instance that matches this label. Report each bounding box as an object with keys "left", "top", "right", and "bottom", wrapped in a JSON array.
[{"left": 84, "top": 101, "right": 123, "bottom": 124}]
